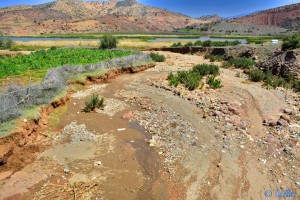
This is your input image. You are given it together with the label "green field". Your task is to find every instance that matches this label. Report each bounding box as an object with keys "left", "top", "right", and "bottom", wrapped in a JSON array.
[{"left": 0, "top": 48, "right": 132, "bottom": 79}]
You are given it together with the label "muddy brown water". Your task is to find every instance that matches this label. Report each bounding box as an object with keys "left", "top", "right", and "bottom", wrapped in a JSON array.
[{"left": 56, "top": 75, "right": 169, "bottom": 199}]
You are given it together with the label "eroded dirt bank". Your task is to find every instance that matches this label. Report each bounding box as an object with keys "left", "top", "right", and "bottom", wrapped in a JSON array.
[{"left": 0, "top": 52, "right": 299, "bottom": 199}]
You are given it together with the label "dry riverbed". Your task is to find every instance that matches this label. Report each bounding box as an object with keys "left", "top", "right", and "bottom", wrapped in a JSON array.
[{"left": 0, "top": 51, "right": 299, "bottom": 199}]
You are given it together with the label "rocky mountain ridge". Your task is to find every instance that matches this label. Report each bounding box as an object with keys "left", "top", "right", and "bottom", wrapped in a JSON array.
[{"left": 0, "top": 0, "right": 203, "bottom": 35}]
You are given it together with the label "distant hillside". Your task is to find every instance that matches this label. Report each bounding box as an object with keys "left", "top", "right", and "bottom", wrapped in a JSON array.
[
  {"left": 177, "top": 21, "right": 290, "bottom": 36},
  {"left": 0, "top": 0, "right": 204, "bottom": 36},
  {"left": 232, "top": 3, "right": 300, "bottom": 31},
  {"left": 197, "top": 15, "right": 222, "bottom": 22}
]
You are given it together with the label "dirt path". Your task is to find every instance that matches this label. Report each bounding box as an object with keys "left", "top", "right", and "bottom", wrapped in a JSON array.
[{"left": 0, "top": 51, "right": 299, "bottom": 199}]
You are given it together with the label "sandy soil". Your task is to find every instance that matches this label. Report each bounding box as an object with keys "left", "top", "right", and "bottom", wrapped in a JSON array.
[{"left": 0, "top": 51, "right": 299, "bottom": 200}]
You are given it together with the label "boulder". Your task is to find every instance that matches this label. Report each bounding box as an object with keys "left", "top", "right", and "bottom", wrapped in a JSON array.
[
  {"left": 210, "top": 46, "right": 257, "bottom": 60},
  {"left": 277, "top": 118, "right": 289, "bottom": 127},
  {"left": 257, "top": 48, "right": 300, "bottom": 78}
]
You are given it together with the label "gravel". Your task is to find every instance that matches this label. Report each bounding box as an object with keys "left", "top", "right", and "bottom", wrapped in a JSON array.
[{"left": 56, "top": 121, "right": 99, "bottom": 143}]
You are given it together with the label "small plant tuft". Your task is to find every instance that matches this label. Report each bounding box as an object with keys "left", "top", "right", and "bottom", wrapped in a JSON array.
[
  {"left": 150, "top": 52, "right": 166, "bottom": 62},
  {"left": 83, "top": 93, "right": 105, "bottom": 112},
  {"left": 207, "top": 76, "right": 223, "bottom": 89},
  {"left": 248, "top": 69, "right": 265, "bottom": 82}
]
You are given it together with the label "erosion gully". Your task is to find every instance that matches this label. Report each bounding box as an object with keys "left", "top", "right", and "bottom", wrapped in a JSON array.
[
  {"left": 0, "top": 51, "right": 299, "bottom": 200},
  {"left": 0, "top": 72, "right": 173, "bottom": 199}
]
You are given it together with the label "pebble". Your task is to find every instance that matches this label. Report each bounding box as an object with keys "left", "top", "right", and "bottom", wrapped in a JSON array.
[
  {"left": 94, "top": 161, "right": 102, "bottom": 167},
  {"left": 63, "top": 168, "right": 70, "bottom": 174}
]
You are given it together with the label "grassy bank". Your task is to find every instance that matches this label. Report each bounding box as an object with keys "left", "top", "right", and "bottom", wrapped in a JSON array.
[
  {"left": 209, "top": 35, "right": 284, "bottom": 44},
  {"left": 13, "top": 33, "right": 201, "bottom": 40},
  {"left": 13, "top": 39, "right": 190, "bottom": 51}
]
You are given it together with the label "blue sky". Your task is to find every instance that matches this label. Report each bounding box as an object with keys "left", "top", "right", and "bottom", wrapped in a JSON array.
[{"left": 0, "top": 0, "right": 298, "bottom": 17}]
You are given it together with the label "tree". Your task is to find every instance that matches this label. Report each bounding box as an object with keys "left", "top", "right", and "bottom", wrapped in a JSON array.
[
  {"left": 0, "top": 30, "right": 14, "bottom": 49},
  {"left": 99, "top": 35, "right": 118, "bottom": 49}
]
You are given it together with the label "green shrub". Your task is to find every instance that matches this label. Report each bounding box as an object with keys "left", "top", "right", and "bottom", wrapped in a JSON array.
[
  {"left": 170, "top": 40, "right": 241, "bottom": 48},
  {"left": 194, "top": 40, "right": 203, "bottom": 46},
  {"left": 167, "top": 72, "right": 180, "bottom": 87},
  {"left": 282, "top": 34, "right": 300, "bottom": 51},
  {"left": 204, "top": 54, "right": 224, "bottom": 62},
  {"left": 171, "top": 42, "right": 182, "bottom": 47},
  {"left": 249, "top": 69, "right": 265, "bottom": 82},
  {"left": 167, "top": 70, "right": 201, "bottom": 90},
  {"left": 293, "top": 80, "right": 300, "bottom": 92},
  {"left": 83, "top": 93, "right": 105, "bottom": 112},
  {"left": 227, "top": 58, "right": 255, "bottom": 69},
  {"left": 207, "top": 76, "right": 223, "bottom": 89},
  {"left": 177, "top": 71, "right": 201, "bottom": 90},
  {"left": 192, "top": 64, "right": 219, "bottom": 76},
  {"left": 184, "top": 42, "right": 193, "bottom": 47},
  {"left": 263, "top": 76, "right": 288, "bottom": 89},
  {"left": 150, "top": 52, "right": 166, "bottom": 62},
  {"left": 100, "top": 35, "right": 118, "bottom": 49},
  {"left": 167, "top": 64, "right": 222, "bottom": 90},
  {"left": 202, "top": 40, "right": 212, "bottom": 47},
  {"left": 50, "top": 46, "right": 57, "bottom": 50}
]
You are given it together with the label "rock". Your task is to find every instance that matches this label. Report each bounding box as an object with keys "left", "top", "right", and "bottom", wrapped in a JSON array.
[
  {"left": 236, "top": 121, "right": 248, "bottom": 130},
  {"left": 0, "top": 145, "right": 13, "bottom": 165},
  {"left": 122, "top": 111, "right": 134, "bottom": 119},
  {"left": 284, "top": 108, "right": 296, "bottom": 115},
  {"left": 266, "top": 137, "right": 278, "bottom": 144},
  {"left": 217, "top": 163, "right": 222, "bottom": 168},
  {"left": 280, "top": 114, "right": 290, "bottom": 122},
  {"left": 63, "top": 168, "right": 70, "bottom": 174},
  {"left": 228, "top": 106, "right": 240, "bottom": 115},
  {"left": 257, "top": 48, "right": 300, "bottom": 78},
  {"left": 151, "top": 135, "right": 160, "bottom": 141},
  {"left": 212, "top": 110, "right": 221, "bottom": 117},
  {"left": 0, "top": 171, "right": 13, "bottom": 180},
  {"left": 148, "top": 139, "right": 156, "bottom": 147},
  {"left": 94, "top": 161, "right": 102, "bottom": 167},
  {"left": 210, "top": 46, "right": 257, "bottom": 59},
  {"left": 277, "top": 119, "right": 289, "bottom": 127},
  {"left": 23, "top": 119, "right": 28, "bottom": 123},
  {"left": 296, "top": 182, "right": 300, "bottom": 186}
]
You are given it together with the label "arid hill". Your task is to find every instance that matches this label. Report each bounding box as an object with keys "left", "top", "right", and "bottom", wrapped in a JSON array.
[
  {"left": 232, "top": 3, "right": 300, "bottom": 31},
  {"left": 0, "top": 0, "right": 204, "bottom": 36},
  {"left": 197, "top": 14, "right": 223, "bottom": 22}
]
